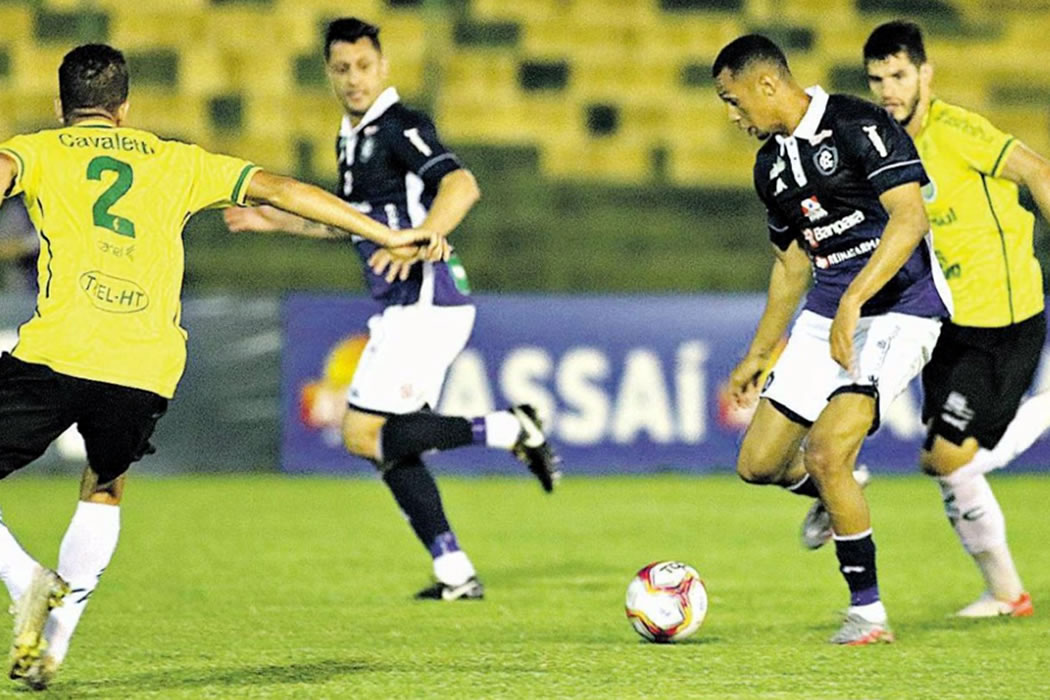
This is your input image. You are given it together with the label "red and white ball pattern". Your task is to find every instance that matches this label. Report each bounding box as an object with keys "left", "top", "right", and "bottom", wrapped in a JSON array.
[{"left": 625, "top": 561, "right": 708, "bottom": 643}]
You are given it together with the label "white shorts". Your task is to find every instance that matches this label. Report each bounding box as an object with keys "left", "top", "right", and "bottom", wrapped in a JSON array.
[
  {"left": 347, "top": 303, "right": 476, "bottom": 415},
  {"left": 761, "top": 310, "right": 941, "bottom": 432}
]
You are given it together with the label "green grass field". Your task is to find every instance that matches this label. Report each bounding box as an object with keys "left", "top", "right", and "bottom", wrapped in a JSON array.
[{"left": 0, "top": 473, "right": 1048, "bottom": 698}]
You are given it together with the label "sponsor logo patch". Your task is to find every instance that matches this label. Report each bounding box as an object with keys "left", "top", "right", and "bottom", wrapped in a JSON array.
[{"left": 79, "top": 271, "right": 149, "bottom": 313}]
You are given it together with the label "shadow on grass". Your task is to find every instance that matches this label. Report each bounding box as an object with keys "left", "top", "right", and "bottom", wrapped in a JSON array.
[{"left": 44, "top": 658, "right": 379, "bottom": 695}]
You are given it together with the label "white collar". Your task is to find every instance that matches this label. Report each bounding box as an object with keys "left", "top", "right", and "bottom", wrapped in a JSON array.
[
  {"left": 340, "top": 86, "right": 400, "bottom": 136},
  {"left": 793, "top": 85, "right": 829, "bottom": 141}
]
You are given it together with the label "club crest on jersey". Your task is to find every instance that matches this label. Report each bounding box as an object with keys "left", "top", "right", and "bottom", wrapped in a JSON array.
[
  {"left": 922, "top": 177, "right": 938, "bottom": 203},
  {"left": 813, "top": 143, "right": 838, "bottom": 175},
  {"left": 360, "top": 137, "right": 376, "bottom": 163},
  {"left": 800, "top": 196, "right": 828, "bottom": 222}
]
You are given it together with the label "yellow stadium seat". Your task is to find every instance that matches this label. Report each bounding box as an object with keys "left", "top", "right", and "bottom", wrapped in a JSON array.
[
  {"left": 668, "top": 144, "right": 756, "bottom": 188},
  {"left": 0, "top": 6, "right": 32, "bottom": 45},
  {"left": 542, "top": 136, "right": 651, "bottom": 183},
  {"left": 472, "top": 0, "right": 566, "bottom": 23},
  {"left": 10, "top": 44, "right": 69, "bottom": 96},
  {"left": 177, "top": 47, "right": 232, "bottom": 96},
  {"left": 110, "top": 10, "right": 208, "bottom": 49}
]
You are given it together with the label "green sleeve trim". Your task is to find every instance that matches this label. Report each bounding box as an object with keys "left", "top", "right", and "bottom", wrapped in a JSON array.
[
  {"left": 231, "top": 164, "right": 259, "bottom": 205},
  {"left": 0, "top": 147, "right": 26, "bottom": 187},
  {"left": 990, "top": 137, "right": 1016, "bottom": 177}
]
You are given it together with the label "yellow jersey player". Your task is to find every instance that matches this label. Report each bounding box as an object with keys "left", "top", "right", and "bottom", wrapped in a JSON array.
[
  {"left": 0, "top": 43, "right": 442, "bottom": 690},
  {"left": 803, "top": 20, "right": 1050, "bottom": 618}
]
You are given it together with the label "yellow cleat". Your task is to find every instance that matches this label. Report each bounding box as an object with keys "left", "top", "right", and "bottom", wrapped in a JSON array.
[{"left": 8, "top": 567, "right": 69, "bottom": 689}]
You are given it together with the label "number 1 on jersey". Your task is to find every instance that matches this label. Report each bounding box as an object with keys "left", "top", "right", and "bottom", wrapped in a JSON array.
[{"left": 87, "top": 156, "right": 136, "bottom": 238}]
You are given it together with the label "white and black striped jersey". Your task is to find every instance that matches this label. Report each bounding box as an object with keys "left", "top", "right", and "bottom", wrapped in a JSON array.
[
  {"left": 754, "top": 86, "right": 950, "bottom": 319},
  {"left": 336, "top": 87, "right": 472, "bottom": 307}
]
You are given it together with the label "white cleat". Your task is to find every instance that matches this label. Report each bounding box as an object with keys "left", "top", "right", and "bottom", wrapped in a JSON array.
[
  {"left": 955, "top": 591, "right": 1033, "bottom": 618},
  {"left": 800, "top": 465, "right": 871, "bottom": 550},
  {"left": 829, "top": 611, "right": 895, "bottom": 646}
]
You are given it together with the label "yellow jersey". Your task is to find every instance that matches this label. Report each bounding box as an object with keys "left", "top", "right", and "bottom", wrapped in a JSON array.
[
  {"left": 0, "top": 119, "right": 260, "bottom": 397},
  {"left": 915, "top": 98, "right": 1043, "bottom": 327}
]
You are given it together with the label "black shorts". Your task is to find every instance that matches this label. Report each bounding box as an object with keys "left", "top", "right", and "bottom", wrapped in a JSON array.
[
  {"left": 0, "top": 353, "right": 168, "bottom": 482},
  {"left": 921, "top": 312, "right": 1046, "bottom": 449}
]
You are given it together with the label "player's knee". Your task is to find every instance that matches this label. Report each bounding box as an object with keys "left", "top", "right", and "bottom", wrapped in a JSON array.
[
  {"left": 801, "top": 441, "right": 844, "bottom": 483},
  {"left": 342, "top": 411, "right": 382, "bottom": 459},
  {"left": 80, "top": 465, "right": 126, "bottom": 503},
  {"left": 920, "top": 435, "right": 980, "bottom": 478},
  {"left": 735, "top": 445, "right": 788, "bottom": 485}
]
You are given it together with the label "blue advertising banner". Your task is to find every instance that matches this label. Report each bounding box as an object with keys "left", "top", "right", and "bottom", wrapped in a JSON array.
[{"left": 281, "top": 294, "right": 1050, "bottom": 475}]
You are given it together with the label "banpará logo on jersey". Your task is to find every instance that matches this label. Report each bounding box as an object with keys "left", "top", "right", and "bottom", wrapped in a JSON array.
[
  {"left": 803, "top": 209, "right": 866, "bottom": 248},
  {"left": 921, "top": 177, "right": 938, "bottom": 203},
  {"left": 800, "top": 196, "right": 828, "bottom": 222},
  {"left": 813, "top": 143, "right": 838, "bottom": 175},
  {"left": 79, "top": 271, "right": 149, "bottom": 313}
]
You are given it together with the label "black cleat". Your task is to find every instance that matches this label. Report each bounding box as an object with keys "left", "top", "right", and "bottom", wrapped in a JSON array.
[
  {"left": 510, "top": 404, "right": 562, "bottom": 493},
  {"left": 414, "top": 577, "right": 485, "bottom": 601}
]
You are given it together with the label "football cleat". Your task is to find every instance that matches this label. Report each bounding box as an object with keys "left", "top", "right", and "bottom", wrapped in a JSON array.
[
  {"left": 20, "top": 654, "right": 58, "bottom": 691},
  {"left": 510, "top": 404, "right": 562, "bottom": 493},
  {"left": 9, "top": 567, "right": 69, "bottom": 687},
  {"left": 800, "top": 465, "right": 871, "bottom": 550},
  {"left": 829, "top": 612, "right": 895, "bottom": 646},
  {"left": 955, "top": 591, "right": 1033, "bottom": 618},
  {"left": 414, "top": 576, "right": 485, "bottom": 601}
]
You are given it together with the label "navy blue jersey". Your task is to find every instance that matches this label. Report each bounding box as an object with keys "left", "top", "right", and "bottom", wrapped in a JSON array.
[
  {"left": 754, "top": 87, "right": 950, "bottom": 319},
  {"left": 336, "top": 87, "right": 472, "bottom": 307}
]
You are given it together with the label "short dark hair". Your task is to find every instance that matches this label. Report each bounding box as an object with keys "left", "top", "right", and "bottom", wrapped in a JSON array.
[
  {"left": 58, "top": 44, "right": 128, "bottom": 119},
  {"left": 325, "top": 17, "right": 381, "bottom": 60},
  {"left": 712, "top": 34, "right": 790, "bottom": 79},
  {"left": 864, "top": 20, "right": 927, "bottom": 66}
]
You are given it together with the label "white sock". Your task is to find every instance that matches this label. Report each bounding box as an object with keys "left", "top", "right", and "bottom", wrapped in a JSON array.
[
  {"left": 848, "top": 600, "right": 887, "bottom": 624},
  {"left": 433, "top": 550, "right": 476, "bottom": 586},
  {"left": 984, "top": 390, "right": 1050, "bottom": 472},
  {"left": 44, "top": 501, "right": 121, "bottom": 665},
  {"left": 484, "top": 411, "right": 520, "bottom": 450},
  {"left": 0, "top": 512, "right": 40, "bottom": 603},
  {"left": 938, "top": 471, "right": 1023, "bottom": 600}
]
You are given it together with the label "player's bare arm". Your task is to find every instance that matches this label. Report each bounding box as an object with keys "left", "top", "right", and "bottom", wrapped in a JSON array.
[
  {"left": 0, "top": 152, "right": 16, "bottom": 200},
  {"left": 729, "top": 239, "right": 810, "bottom": 406},
  {"left": 241, "top": 170, "right": 442, "bottom": 255},
  {"left": 368, "top": 169, "right": 480, "bottom": 281},
  {"left": 830, "top": 181, "right": 929, "bottom": 371},
  {"left": 1000, "top": 142, "right": 1050, "bottom": 220}
]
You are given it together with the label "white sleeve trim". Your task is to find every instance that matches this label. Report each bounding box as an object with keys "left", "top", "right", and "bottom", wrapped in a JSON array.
[
  {"left": 866, "top": 159, "right": 922, "bottom": 180},
  {"left": 418, "top": 152, "right": 459, "bottom": 176}
]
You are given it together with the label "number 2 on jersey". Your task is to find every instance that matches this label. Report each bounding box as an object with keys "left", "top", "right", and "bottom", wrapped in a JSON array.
[{"left": 87, "top": 156, "right": 136, "bottom": 238}]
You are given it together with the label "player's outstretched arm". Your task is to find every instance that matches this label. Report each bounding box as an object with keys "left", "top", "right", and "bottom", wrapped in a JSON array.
[
  {"left": 1000, "top": 142, "right": 1050, "bottom": 222},
  {"left": 729, "top": 239, "right": 810, "bottom": 407},
  {"left": 242, "top": 170, "right": 441, "bottom": 254},
  {"left": 830, "top": 181, "right": 929, "bottom": 372}
]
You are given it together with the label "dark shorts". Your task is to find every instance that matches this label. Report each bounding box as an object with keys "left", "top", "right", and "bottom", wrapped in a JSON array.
[
  {"left": 921, "top": 312, "right": 1046, "bottom": 449},
  {"left": 0, "top": 353, "right": 168, "bottom": 482}
]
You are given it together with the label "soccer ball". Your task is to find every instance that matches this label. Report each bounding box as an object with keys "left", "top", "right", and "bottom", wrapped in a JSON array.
[{"left": 624, "top": 561, "right": 708, "bottom": 643}]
